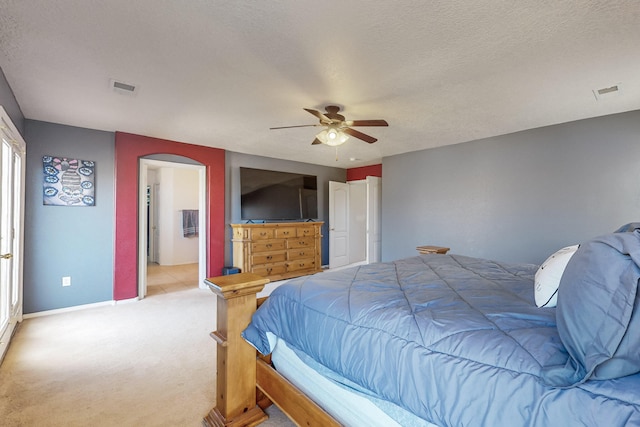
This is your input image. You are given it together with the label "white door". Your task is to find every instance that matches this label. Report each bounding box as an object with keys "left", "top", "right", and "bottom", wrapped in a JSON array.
[
  {"left": 348, "top": 181, "right": 367, "bottom": 264},
  {"left": 366, "top": 176, "right": 382, "bottom": 263},
  {"left": 0, "top": 108, "right": 25, "bottom": 363},
  {"left": 329, "top": 181, "right": 350, "bottom": 269}
]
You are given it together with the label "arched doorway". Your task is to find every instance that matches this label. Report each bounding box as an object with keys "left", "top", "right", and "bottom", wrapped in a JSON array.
[
  {"left": 138, "top": 158, "right": 207, "bottom": 298},
  {"left": 113, "top": 132, "right": 225, "bottom": 301}
]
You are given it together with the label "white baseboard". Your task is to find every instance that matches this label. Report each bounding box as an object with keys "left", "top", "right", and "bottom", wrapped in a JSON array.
[
  {"left": 23, "top": 297, "right": 139, "bottom": 319},
  {"left": 113, "top": 297, "right": 140, "bottom": 305}
]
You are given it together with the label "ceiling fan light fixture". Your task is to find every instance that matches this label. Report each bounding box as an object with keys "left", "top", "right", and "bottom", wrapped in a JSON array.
[
  {"left": 272, "top": 105, "right": 387, "bottom": 147},
  {"left": 317, "top": 128, "right": 349, "bottom": 146}
]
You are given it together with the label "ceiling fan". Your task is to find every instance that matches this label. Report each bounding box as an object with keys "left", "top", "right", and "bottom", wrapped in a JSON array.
[{"left": 270, "top": 105, "right": 388, "bottom": 146}]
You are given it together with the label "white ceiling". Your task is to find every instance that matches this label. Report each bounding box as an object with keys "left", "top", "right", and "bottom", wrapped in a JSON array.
[{"left": 1, "top": 1, "right": 639, "bottom": 168}]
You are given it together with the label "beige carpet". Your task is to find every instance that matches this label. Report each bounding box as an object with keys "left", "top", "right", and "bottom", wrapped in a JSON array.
[{"left": 0, "top": 283, "right": 294, "bottom": 426}]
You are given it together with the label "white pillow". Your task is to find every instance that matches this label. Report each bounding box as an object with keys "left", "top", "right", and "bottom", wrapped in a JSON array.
[{"left": 534, "top": 245, "right": 579, "bottom": 307}]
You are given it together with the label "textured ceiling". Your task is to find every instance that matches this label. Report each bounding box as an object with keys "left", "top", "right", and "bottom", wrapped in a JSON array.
[{"left": 1, "top": 1, "right": 639, "bottom": 168}]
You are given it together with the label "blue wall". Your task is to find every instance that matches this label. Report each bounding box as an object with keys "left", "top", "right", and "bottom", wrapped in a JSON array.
[
  {"left": 382, "top": 110, "right": 640, "bottom": 265},
  {"left": 23, "top": 120, "right": 115, "bottom": 313}
]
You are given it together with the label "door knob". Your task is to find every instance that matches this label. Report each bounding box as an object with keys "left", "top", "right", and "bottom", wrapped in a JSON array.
[{"left": 1, "top": 253, "right": 13, "bottom": 259}]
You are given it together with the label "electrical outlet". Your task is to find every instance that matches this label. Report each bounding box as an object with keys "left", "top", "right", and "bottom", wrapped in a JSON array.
[{"left": 62, "top": 276, "right": 71, "bottom": 287}]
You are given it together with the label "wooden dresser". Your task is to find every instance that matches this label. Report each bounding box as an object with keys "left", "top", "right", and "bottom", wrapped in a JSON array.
[{"left": 231, "top": 222, "right": 323, "bottom": 281}]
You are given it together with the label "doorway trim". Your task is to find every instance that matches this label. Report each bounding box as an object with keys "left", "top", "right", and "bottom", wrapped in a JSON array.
[{"left": 138, "top": 159, "right": 207, "bottom": 299}]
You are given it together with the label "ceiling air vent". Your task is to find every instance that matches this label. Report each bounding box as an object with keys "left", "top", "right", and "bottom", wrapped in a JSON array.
[
  {"left": 592, "top": 83, "right": 622, "bottom": 101},
  {"left": 110, "top": 79, "right": 138, "bottom": 96}
]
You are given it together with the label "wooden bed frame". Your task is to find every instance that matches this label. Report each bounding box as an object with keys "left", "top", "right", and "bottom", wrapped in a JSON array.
[{"left": 202, "top": 273, "right": 340, "bottom": 427}]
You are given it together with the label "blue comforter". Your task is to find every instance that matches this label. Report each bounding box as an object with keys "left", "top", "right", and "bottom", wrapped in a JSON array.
[{"left": 243, "top": 254, "right": 640, "bottom": 426}]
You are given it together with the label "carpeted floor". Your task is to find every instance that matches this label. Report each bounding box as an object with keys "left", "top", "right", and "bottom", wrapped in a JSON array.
[{"left": 0, "top": 264, "right": 294, "bottom": 426}]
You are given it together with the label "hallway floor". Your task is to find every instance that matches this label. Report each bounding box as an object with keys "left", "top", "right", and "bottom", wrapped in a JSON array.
[{"left": 146, "top": 262, "right": 199, "bottom": 296}]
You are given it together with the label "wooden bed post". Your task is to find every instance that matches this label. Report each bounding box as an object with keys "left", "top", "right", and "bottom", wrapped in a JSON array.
[{"left": 202, "top": 273, "right": 270, "bottom": 427}]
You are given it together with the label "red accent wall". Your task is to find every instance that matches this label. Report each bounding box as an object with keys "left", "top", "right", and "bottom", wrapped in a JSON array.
[
  {"left": 114, "top": 132, "right": 225, "bottom": 300},
  {"left": 346, "top": 164, "right": 382, "bottom": 181}
]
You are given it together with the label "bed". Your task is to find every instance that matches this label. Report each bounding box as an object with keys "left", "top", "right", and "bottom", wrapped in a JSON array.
[{"left": 206, "top": 227, "right": 640, "bottom": 426}]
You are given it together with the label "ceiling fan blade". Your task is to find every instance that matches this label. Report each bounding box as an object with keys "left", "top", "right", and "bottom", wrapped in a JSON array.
[
  {"left": 270, "top": 124, "right": 319, "bottom": 130},
  {"left": 311, "top": 138, "right": 322, "bottom": 145},
  {"left": 346, "top": 119, "right": 389, "bottom": 127},
  {"left": 343, "top": 127, "right": 378, "bottom": 143},
  {"left": 304, "top": 108, "right": 332, "bottom": 124}
]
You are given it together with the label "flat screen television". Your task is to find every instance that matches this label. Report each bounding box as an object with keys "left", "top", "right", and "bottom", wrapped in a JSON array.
[{"left": 240, "top": 167, "right": 318, "bottom": 221}]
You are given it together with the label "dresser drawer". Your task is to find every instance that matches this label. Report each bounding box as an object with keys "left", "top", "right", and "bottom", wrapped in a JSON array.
[
  {"left": 288, "top": 237, "right": 314, "bottom": 249},
  {"left": 251, "top": 228, "right": 275, "bottom": 240},
  {"left": 288, "top": 248, "right": 314, "bottom": 260},
  {"left": 253, "top": 264, "right": 287, "bottom": 277},
  {"left": 252, "top": 252, "right": 286, "bottom": 265},
  {"left": 275, "top": 227, "right": 297, "bottom": 238},
  {"left": 252, "top": 240, "right": 285, "bottom": 252},
  {"left": 296, "top": 227, "right": 315, "bottom": 237},
  {"left": 287, "top": 258, "right": 316, "bottom": 272}
]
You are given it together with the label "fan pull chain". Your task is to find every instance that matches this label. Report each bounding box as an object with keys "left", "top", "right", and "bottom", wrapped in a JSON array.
[{"left": 335, "top": 147, "right": 339, "bottom": 161}]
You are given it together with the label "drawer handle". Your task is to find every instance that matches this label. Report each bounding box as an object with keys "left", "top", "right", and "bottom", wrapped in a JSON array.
[
  {"left": 299, "top": 252, "right": 305, "bottom": 256},
  {"left": 267, "top": 268, "right": 272, "bottom": 273},
  {"left": 283, "top": 231, "right": 290, "bottom": 235},
  {"left": 299, "top": 263, "right": 305, "bottom": 267},
  {"left": 266, "top": 255, "right": 272, "bottom": 260},
  {"left": 266, "top": 244, "right": 272, "bottom": 248},
  {"left": 260, "top": 232, "right": 268, "bottom": 236}
]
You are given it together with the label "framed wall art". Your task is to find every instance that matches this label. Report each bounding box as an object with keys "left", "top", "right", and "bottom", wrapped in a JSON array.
[{"left": 43, "top": 155, "right": 95, "bottom": 206}]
